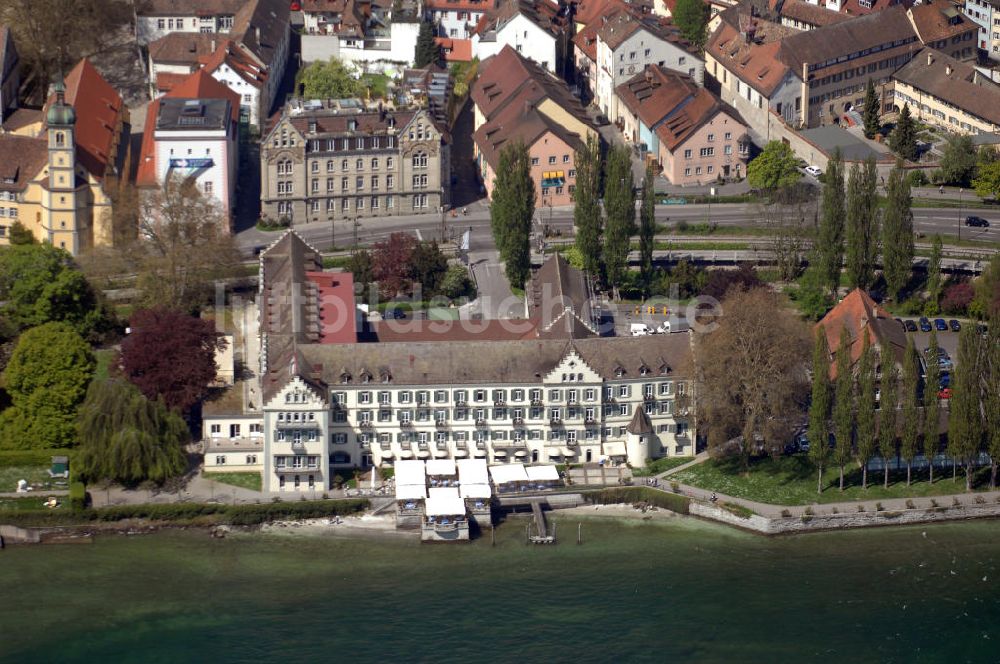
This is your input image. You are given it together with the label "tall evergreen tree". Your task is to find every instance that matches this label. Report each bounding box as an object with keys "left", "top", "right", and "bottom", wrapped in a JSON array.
[
  {"left": 816, "top": 149, "right": 846, "bottom": 297},
  {"left": 414, "top": 19, "right": 439, "bottom": 68},
  {"left": 809, "top": 329, "right": 832, "bottom": 494},
  {"left": 856, "top": 334, "right": 877, "bottom": 490},
  {"left": 845, "top": 157, "right": 879, "bottom": 290},
  {"left": 881, "top": 161, "right": 915, "bottom": 301},
  {"left": 878, "top": 364, "right": 899, "bottom": 489},
  {"left": 573, "top": 135, "right": 603, "bottom": 278},
  {"left": 948, "top": 324, "right": 985, "bottom": 491},
  {"left": 899, "top": 338, "right": 920, "bottom": 486},
  {"left": 490, "top": 141, "right": 536, "bottom": 290},
  {"left": 603, "top": 145, "right": 635, "bottom": 292},
  {"left": 862, "top": 79, "right": 881, "bottom": 140},
  {"left": 639, "top": 163, "right": 656, "bottom": 291},
  {"left": 926, "top": 234, "right": 943, "bottom": 315},
  {"left": 889, "top": 103, "right": 918, "bottom": 161},
  {"left": 985, "top": 314, "right": 1000, "bottom": 488},
  {"left": 924, "top": 330, "right": 941, "bottom": 484},
  {"left": 833, "top": 327, "right": 854, "bottom": 490}
]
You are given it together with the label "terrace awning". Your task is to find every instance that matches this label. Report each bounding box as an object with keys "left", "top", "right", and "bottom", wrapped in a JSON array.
[
  {"left": 603, "top": 441, "right": 627, "bottom": 457},
  {"left": 541, "top": 170, "right": 565, "bottom": 187}
]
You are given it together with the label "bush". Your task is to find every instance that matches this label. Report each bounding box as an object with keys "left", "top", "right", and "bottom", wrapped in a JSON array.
[
  {"left": 781, "top": 509, "right": 792, "bottom": 517},
  {"left": 941, "top": 281, "right": 974, "bottom": 315},
  {"left": 584, "top": 487, "right": 690, "bottom": 514},
  {"left": 69, "top": 482, "right": 88, "bottom": 511},
  {"left": 0, "top": 449, "right": 75, "bottom": 467},
  {"left": 905, "top": 499, "right": 915, "bottom": 509},
  {"left": 719, "top": 502, "right": 754, "bottom": 519},
  {"left": 907, "top": 170, "right": 929, "bottom": 187}
]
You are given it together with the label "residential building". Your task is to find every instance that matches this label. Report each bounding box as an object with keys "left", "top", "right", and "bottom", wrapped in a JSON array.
[
  {"left": 706, "top": 6, "right": 919, "bottom": 133},
  {"left": 906, "top": 2, "right": 977, "bottom": 61},
  {"left": 0, "top": 26, "right": 20, "bottom": 126},
  {"left": 426, "top": 0, "right": 497, "bottom": 38},
  {"left": 777, "top": 0, "right": 851, "bottom": 29},
  {"left": 300, "top": 0, "right": 422, "bottom": 65},
  {"left": 964, "top": 0, "right": 1000, "bottom": 57},
  {"left": 893, "top": 48, "right": 1000, "bottom": 134},
  {"left": 135, "top": 70, "right": 241, "bottom": 222},
  {"left": 471, "top": 0, "right": 569, "bottom": 75},
  {"left": 435, "top": 37, "right": 475, "bottom": 61},
  {"left": 260, "top": 99, "right": 449, "bottom": 223},
  {"left": 590, "top": 8, "right": 703, "bottom": 122},
  {"left": 614, "top": 65, "right": 749, "bottom": 182},
  {"left": 141, "top": 0, "right": 290, "bottom": 128},
  {"left": 400, "top": 64, "right": 454, "bottom": 126},
  {"left": 136, "top": 0, "right": 243, "bottom": 43},
  {"left": 814, "top": 288, "right": 906, "bottom": 379},
  {"left": 230, "top": 232, "right": 696, "bottom": 493},
  {"left": 0, "top": 60, "right": 130, "bottom": 252},
  {"left": 472, "top": 46, "right": 597, "bottom": 207}
]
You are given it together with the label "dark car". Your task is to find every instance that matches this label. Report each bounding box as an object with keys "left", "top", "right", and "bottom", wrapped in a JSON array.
[
  {"left": 949, "top": 319, "right": 961, "bottom": 332},
  {"left": 905, "top": 319, "right": 918, "bottom": 332},
  {"left": 919, "top": 317, "right": 932, "bottom": 332},
  {"left": 940, "top": 372, "right": 951, "bottom": 388},
  {"left": 934, "top": 318, "right": 948, "bottom": 331},
  {"left": 895, "top": 317, "right": 906, "bottom": 331},
  {"left": 384, "top": 308, "right": 407, "bottom": 319},
  {"left": 965, "top": 215, "right": 990, "bottom": 228}
]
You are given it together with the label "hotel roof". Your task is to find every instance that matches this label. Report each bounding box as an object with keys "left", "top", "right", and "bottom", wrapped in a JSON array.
[{"left": 893, "top": 48, "right": 1000, "bottom": 127}]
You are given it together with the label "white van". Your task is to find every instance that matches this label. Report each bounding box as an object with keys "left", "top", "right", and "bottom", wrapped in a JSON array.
[
  {"left": 630, "top": 323, "right": 653, "bottom": 336},
  {"left": 657, "top": 319, "right": 690, "bottom": 334}
]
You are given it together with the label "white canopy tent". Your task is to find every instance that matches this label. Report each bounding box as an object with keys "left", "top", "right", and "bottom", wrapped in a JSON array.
[
  {"left": 525, "top": 465, "right": 560, "bottom": 482},
  {"left": 602, "top": 442, "right": 627, "bottom": 457},
  {"left": 459, "top": 483, "right": 492, "bottom": 499},
  {"left": 395, "top": 459, "right": 427, "bottom": 488},
  {"left": 425, "top": 487, "right": 466, "bottom": 517},
  {"left": 395, "top": 483, "right": 427, "bottom": 501},
  {"left": 425, "top": 459, "right": 457, "bottom": 476},
  {"left": 489, "top": 463, "right": 528, "bottom": 486},
  {"left": 457, "top": 459, "right": 489, "bottom": 485}
]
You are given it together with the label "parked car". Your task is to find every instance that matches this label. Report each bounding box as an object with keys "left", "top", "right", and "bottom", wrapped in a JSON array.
[
  {"left": 630, "top": 323, "right": 654, "bottom": 336},
  {"left": 939, "top": 358, "right": 954, "bottom": 371},
  {"left": 938, "top": 388, "right": 953, "bottom": 399},
  {"left": 949, "top": 319, "right": 961, "bottom": 332},
  {"left": 384, "top": 308, "right": 406, "bottom": 319},
  {"left": 964, "top": 215, "right": 990, "bottom": 228},
  {"left": 895, "top": 318, "right": 906, "bottom": 331},
  {"left": 905, "top": 319, "right": 918, "bottom": 332},
  {"left": 934, "top": 318, "right": 948, "bottom": 331},
  {"left": 805, "top": 165, "right": 822, "bottom": 177},
  {"left": 919, "top": 317, "right": 932, "bottom": 332},
  {"left": 939, "top": 372, "right": 951, "bottom": 388}
]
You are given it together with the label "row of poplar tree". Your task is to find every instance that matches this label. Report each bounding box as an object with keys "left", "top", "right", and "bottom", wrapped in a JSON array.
[
  {"left": 807, "top": 320, "right": 1000, "bottom": 494},
  {"left": 489, "top": 138, "right": 658, "bottom": 293}
]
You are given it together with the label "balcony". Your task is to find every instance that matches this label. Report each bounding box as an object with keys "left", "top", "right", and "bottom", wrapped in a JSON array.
[
  {"left": 494, "top": 400, "right": 506, "bottom": 407},
  {"left": 276, "top": 420, "right": 319, "bottom": 429},
  {"left": 549, "top": 418, "right": 563, "bottom": 426},
  {"left": 475, "top": 418, "right": 487, "bottom": 426},
  {"left": 512, "top": 417, "right": 524, "bottom": 425},
  {"left": 644, "top": 394, "right": 655, "bottom": 402},
  {"left": 530, "top": 398, "right": 543, "bottom": 406},
  {"left": 290, "top": 441, "right": 307, "bottom": 453},
  {"left": 584, "top": 417, "right": 596, "bottom": 424},
  {"left": 435, "top": 420, "right": 449, "bottom": 429},
  {"left": 359, "top": 421, "right": 373, "bottom": 429},
  {"left": 400, "top": 420, "right": 413, "bottom": 428}
]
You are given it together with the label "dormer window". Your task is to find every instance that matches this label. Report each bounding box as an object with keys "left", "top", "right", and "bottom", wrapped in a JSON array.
[
  {"left": 360, "top": 370, "right": 373, "bottom": 384},
  {"left": 340, "top": 372, "right": 352, "bottom": 384},
  {"left": 380, "top": 371, "right": 392, "bottom": 383},
  {"left": 639, "top": 365, "right": 650, "bottom": 376},
  {"left": 615, "top": 366, "right": 625, "bottom": 377}
]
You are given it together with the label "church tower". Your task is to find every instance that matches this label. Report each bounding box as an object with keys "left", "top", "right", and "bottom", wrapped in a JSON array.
[{"left": 44, "top": 79, "right": 81, "bottom": 254}]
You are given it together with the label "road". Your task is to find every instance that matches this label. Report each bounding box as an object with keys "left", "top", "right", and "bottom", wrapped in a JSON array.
[{"left": 237, "top": 202, "right": 1000, "bottom": 256}]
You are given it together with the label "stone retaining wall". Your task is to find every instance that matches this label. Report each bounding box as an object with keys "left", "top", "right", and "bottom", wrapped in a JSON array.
[{"left": 690, "top": 500, "right": 1000, "bottom": 535}]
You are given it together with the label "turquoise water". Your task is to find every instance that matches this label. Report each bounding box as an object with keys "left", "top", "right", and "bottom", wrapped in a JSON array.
[{"left": 2, "top": 516, "right": 999, "bottom": 663}]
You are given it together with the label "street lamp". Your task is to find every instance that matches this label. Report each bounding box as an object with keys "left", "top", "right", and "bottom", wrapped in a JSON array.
[{"left": 958, "top": 188, "right": 963, "bottom": 242}]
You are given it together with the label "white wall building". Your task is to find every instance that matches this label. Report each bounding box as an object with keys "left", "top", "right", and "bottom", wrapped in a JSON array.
[
  {"left": 136, "top": 0, "right": 242, "bottom": 44},
  {"left": 472, "top": 0, "right": 564, "bottom": 73},
  {"left": 965, "top": 0, "right": 1000, "bottom": 58}
]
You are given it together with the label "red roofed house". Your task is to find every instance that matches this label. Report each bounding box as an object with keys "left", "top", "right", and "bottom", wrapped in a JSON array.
[
  {"left": 135, "top": 69, "right": 240, "bottom": 224},
  {"left": 814, "top": 288, "right": 907, "bottom": 379},
  {"left": 426, "top": 0, "right": 496, "bottom": 39},
  {"left": 0, "top": 59, "right": 131, "bottom": 253},
  {"left": 611, "top": 65, "right": 750, "bottom": 183},
  {"left": 435, "top": 37, "right": 475, "bottom": 62}
]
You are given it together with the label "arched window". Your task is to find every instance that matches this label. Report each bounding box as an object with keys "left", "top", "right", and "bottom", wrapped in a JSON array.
[
  {"left": 413, "top": 152, "right": 427, "bottom": 168},
  {"left": 326, "top": 160, "right": 334, "bottom": 172},
  {"left": 55, "top": 132, "right": 65, "bottom": 147}
]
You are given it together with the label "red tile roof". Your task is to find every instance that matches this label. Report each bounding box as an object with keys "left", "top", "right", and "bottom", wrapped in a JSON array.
[
  {"left": 435, "top": 37, "right": 474, "bottom": 61},
  {"left": 200, "top": 39, "right": 269, "bottom": 89},
  {"left": 425, "top": 0, "right": 495, "bottom": 10},
  {"left": 814, "top": 288, "right": 907, "bottom": 379},
  {"left": 155, "top": 72, "right": 190, "bottom": 94},
  {"left": 56, "top": 59, "right": 124, "bottom": 181},
  {"left": 615, "top": 65, "right": 699, "bottom": 130},
  {"left": 306, "top": 271, "right": 358, "bottom": 344},
  {"left": 707, "top": 19, "right": 794, "bottom": 98}
]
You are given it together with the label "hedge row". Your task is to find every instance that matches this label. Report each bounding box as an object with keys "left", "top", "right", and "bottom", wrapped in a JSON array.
[
  {"left": 0, "top": 498, "right": 369, "bottom": 528},
  {"left": 0, "top": 449, "right": 75, "bottom": 468},
  {"left": 583, "top": 487, "right": 690, "bottom": 515}
]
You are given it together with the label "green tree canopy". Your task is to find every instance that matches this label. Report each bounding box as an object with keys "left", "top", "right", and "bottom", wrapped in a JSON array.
[
  {"left": 573, "top": 135, "right": 603, "bottom": 278},
  {"left": 747, "top": 141, "right": 800, "bottom": 191},
  {"left": 414, "top": 19, "right": 440, "bottom": 67},
  {"left": 490, "top": 141, "right": 535, "bottom": 290},
  {"left": 639, "top": 163, "right": 656, "bottom": 291},
  {"left": 673, "top": 0, "right": 711, "bottom": 50},
  {"left": 938, "top": 134, "right": 977, "bottom": 187},
  {"left": 8, "top": 221, "right": 35, "bottom": 245},
  {"left": 855, "top": 334, "right": 877, "bottom": 489},
  {"left": 411, "top": 240, "right": 450, "bottom": 295},
  {"left": 816, "top": 149, "right": 845, "bottom": 297},
  {"left": 603, "top": 144, "right": 635, "bottom": 291},
  {"left": 844, "top": 157, "right": 879, "bottom": 291},
  {"left": 972, "top": 160, "right": 1000, "bottom": 199},
  {"left": 297, "top": 58, "right": 363, "bottom": 99},
  {"left": 832, "top": 326, "right": 854, "bottom": 490},
  {"left": 888, "top": 103, "right": 918, "bottom": 162},
  {"left": 899, "top": 337, "right": 920, "bottom": 485},
  {"left": 76, "top": 379, "right": 188, "bottom": 486},
  {"left": 862, "top": 79, "right": 881, "bottom": 140},
  {"left": 809, "top": 328, "right": 832, "bottom": 493},
  {"left": 970, "top": 254, "right": 1000, "bottom": 320},
  {"left": 0, "top": 322, "right": 95, "bottom": 449},
  {"left": 881, "top": 161, "right": 915, "bottom": 300},
  {"left": 948, "top": 324, "right": 985, "bottom": 491}
]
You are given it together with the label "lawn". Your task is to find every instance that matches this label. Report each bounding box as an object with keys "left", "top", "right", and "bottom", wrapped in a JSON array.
[
  {"left": 632, "top": 456, "right": 695, "bottom": 477},
  {"left": 93, "top": 349, "right": 116, "bottom": 382},
  {"left": 672, "top": 455, "right": 993, "bottom": 506},
  {"left": 0, "top": 466, "right": 62, "bottom": 493},
  {"left": 0, "top": 496, "right": 69, "bottom": 512},
  {"left": 203, "top": 472, "right": 262, "bottom": 492}
]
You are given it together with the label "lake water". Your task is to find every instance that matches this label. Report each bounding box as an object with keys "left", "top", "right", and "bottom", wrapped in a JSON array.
[{"left": 2, "top": 515, "right": 999, "bottom": 663}]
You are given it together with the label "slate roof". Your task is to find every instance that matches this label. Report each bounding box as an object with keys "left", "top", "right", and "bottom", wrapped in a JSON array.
[{"left": 893, "top": 48, "right": 1000, "bottom": 126}]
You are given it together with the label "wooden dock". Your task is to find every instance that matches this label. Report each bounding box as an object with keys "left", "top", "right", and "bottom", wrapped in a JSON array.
[{"left": 529, "top": 502, "right": 555, "bottom": 544}]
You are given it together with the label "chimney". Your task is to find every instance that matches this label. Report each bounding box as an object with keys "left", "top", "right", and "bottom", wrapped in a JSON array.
[
  {"left": 945, "top": 64, "right": 952, "bottom": 76},
  {"left": 211, "top": 38, "right": 217, "bottom": 51},
  {"left": 927, "top": 52, "right": 933, "bottom": 66},
  {"left": 255, "top": 26, "right": 261, "bottom": 42}
]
